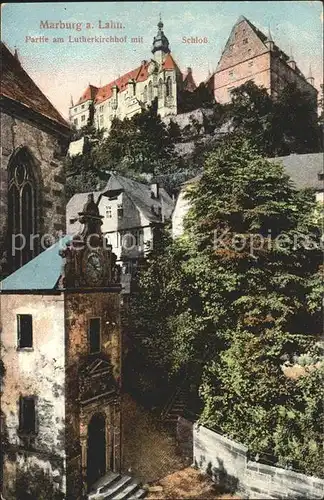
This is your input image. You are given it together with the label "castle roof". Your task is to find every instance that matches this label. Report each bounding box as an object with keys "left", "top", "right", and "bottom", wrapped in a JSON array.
[
  {"left": 94, "top": 63, "right": 148, "bottom": 104},
  {"left": 0, "top": 42, "right": 70, "bottom": 131},
  {"left": 74, "top": 52, "right": 183, "bottom": 107},
  {"left": 77, "top": 84, "right": 99, "bottom": 105}
]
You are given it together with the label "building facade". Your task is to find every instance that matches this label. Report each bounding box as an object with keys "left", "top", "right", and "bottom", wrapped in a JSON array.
[
  {"left": 207, "top": 16, "right": 318, "bottom": 107},
  {"left": 0, "top": 42, "right": 71, "bottom": 278},
  {"left": 67, "top": 174, "right": 174, "bottom": 292},
  {"left": 0, "top": 197, "right": 122, "bottom": 499},
  {"left": 69, "top": 20, "right": 196, "bottom": 133}
]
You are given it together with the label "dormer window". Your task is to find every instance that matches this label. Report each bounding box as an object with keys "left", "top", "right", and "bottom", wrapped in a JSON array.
[{"left": 243, "top": 38, "right": 248, "bottom": 45}]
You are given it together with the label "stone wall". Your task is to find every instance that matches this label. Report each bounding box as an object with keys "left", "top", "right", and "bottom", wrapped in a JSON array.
[
  {"left": 177, "top": 419, "right": 324, "bottom": 499},
  {"left": 0, "top": 110, "right": 67, "bottom": 276}
]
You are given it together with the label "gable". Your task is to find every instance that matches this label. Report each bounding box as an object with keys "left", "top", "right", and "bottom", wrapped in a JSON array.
[{"left": 216, "top": 17, "right": 268, "bottom": 73}]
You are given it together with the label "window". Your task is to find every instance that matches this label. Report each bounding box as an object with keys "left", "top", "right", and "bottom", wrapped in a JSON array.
[
  {"left": 229, "top": 70, "right": 234, "bottom": 78},
  {"left": 248, "top": 61, "right": 254, "bottom": 67},
  {"left": 17, "top": 314, "right": 33, "bottom": 349},
  {"left": 99, "top": 115, "right": 104, "bottom": 125},
  {"left": 19, "top": 396, "right": 36, "bottom": 433},
  {"left": 248, "top": 49, "right": 252, "bottom": 56},
  {"left": 75, "top": 107, "right": 78, "bottom": 113},
  {"left": 74, "top": 118, "right": 78, "bottom": 125},
  {"left": 166, "top": 76, "right": 172, "bottom": 97},
  {"left": 89, "top": 318, "right": 101, "bottom": 354},
  {"left": 8, "top": 148, "right": 38, "bottom": 271},
  {"left": 99, "top": 105, "right": 104, "bottom": 112},
  {"left": 81, "top": 115, "right": 86, "bottom": 122},
  {"left": 81, "top": 104, "right": 85, "bottom": 109},
  {"left": 243, "top": 38, "right": 248, "bottom": 45},
  {"left": 117, "top": 204, "right": 123, "bottom": 219},
  {"left": 106, "top": 205, "right": 112, "bottom": 218}
]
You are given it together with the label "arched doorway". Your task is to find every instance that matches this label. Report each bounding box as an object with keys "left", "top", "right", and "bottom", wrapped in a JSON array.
[{"left": 87, "top": 413, "right": 106, "bottom": 489}]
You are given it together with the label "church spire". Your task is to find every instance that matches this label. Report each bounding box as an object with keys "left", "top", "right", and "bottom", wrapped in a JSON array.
[{"left": 152, "top": 16, "right": 170, "bottom": 55}]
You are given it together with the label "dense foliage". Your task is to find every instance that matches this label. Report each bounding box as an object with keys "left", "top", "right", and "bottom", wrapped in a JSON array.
[{"left": 129, "top": 137, "right": 324, "bottom": 476}]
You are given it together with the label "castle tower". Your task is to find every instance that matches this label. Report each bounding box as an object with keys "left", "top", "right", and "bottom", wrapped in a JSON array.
[{"left": 152, "top": 16, "right": 170, "bottom": 66}]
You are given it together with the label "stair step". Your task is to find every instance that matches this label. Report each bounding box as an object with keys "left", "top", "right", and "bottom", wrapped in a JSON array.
[
  {"left": 129, "top": 488, "right": 147, "bottom": 499},
  {"left": 90, "top": 472, "right": 121, "bottom": 494},
  {"left": 112, "top": 481, "right": 141, "bottom": 500},
  {"left": 102, "top": 476, "right": 133, "bottom": 499}
]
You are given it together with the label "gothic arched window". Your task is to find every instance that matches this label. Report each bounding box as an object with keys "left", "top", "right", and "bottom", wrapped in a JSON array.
[
  {"left": 143, "top": 85, "right": 148, "bottom": 102},
  {"left": 158, "top": 79, "right": 163, "bottom": 99},
  {"left": 8, "top": 148, "right": 38, "bottom": 271},
  {"left": 148, "top": 81, "right": 153, "bottom": 102},
  {"left": 166, "top": 77, "right": 173, "bottom": 97}
]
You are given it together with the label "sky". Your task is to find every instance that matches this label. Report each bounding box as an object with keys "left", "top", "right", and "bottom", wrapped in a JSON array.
[{"left": 1, "top": 1, "right": 323, "bottom": 119}]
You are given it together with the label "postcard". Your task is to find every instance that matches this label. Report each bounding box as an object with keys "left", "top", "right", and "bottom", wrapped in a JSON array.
[{"left": 0, "top": 2, "right": 323, "bottom": 499}]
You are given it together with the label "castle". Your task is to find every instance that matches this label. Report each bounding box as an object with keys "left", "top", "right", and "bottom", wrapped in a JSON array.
[
  {"left": 207, "top": 16, "right": 317, "bottom": 106},
  {"left": 69, "top": 19, "right": 197, "bottom": 133},
  {"left": 69, "top": 16, "right": 318, "bottom": 133}
]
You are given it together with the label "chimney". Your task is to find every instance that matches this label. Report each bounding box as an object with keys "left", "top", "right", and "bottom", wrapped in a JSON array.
[
  {"left": 150, "top": 182, "right": 159, "bottom": 199},
  {"left": 187, "top": 67, "right": 192, "bottom": 74}
]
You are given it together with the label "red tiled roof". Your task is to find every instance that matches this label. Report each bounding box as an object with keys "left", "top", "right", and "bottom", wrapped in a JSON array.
[
  {"left": 0, "top": 42, "right": 69, "bottom": 129},
  {"left": 76, "top": 53, "right": 182, "bottom": 106},
  {"left": 76, "top": 84, "right": 99, "bottom": 105},
  {"left": 162, "top": 53, "right": 180, "bottom": 72},
  {"left": 94, "top": 63, "right": 149, "bottom": 104}
]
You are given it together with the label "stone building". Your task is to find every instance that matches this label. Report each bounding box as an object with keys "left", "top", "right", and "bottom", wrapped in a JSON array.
[
  {"left": 172, "top": 152, "right": 324, "bottom": 239},
  {"left": 0, "top": 196, "right": 122, "bottom": 499},
  {"left": 0, "top": 42, "right": 71, "bottom": 277},
  {"left": 69, "top": 19, "right": 196, "bottom": 133},
  {"left": 67, "top": 174, "right": 174, "bottom": 293},
  {"left": 207, "top": 16, "right": 317, "bottom": 107}
]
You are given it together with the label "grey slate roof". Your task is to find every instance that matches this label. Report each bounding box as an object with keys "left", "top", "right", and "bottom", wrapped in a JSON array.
[
  {"left": 180, "top": 153, "right": 323, "bottom": 192},
  {"left": 0, "top": 236, "right": 71, "bottom": 292},
  {"left": 100, "top": 174, "right": 174, "bottom": 221},
  {"left": 67, "top": 173, "right": 174, "bottom": 224},
  {"left": 268, "top": 153, "right": 323, "bottom": 191}
]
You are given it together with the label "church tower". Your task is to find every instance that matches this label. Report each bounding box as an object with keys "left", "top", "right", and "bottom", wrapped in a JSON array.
[{"left": 152, "top": 16, "right": 170, "bottom": 66}]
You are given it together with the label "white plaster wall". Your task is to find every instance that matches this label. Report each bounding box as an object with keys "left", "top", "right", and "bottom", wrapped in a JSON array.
[{"left": 0, "top": 293, "right": 66, "bottom": 456}]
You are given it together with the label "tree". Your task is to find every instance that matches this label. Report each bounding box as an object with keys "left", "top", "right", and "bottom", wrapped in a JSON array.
[
  {"left": 129, "top": 136, "right": 323, "bottom": 475},
  {"left": 65, "top": 100, "right": 182, "bottom": 198},
  {"left": 227, "top": 80, "right": 322, "bottom": 156},
  {"left": 185, "top": 137, "right": 323, "bottom": 474}
]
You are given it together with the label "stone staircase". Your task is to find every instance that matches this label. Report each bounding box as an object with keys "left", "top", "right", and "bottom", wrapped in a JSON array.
[
  {"left": 161, "top": 385, "right": 189, "bottom": 432},
  {"left": 88, "top": 471, "right": 147, "bottom": 500}
]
